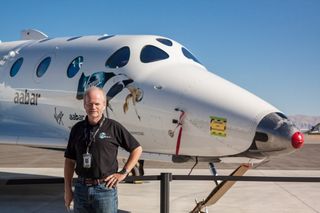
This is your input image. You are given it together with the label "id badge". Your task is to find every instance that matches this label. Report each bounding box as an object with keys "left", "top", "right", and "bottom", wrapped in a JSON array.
[{"left": 83, "top": 153, "right": 92, "bottom": 168}]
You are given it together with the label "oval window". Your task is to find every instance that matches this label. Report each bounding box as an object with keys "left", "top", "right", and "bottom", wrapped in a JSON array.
[
  {"left": 140, "top": 45, "right": 169, "bottom": 63},
  {"left": 182, "top": 47, "right": 201, "bottom": 64},
  {"left": 156, "top": 38, "right": 173, "bottom": 46},
  {"left": 67, "top": 56, "right": 83, "bottom": 78},
  {"left": 105, "top": 46, "right": 130, "bottom": 68},
  {"left": 39, "top": 38, "right": 52, "bottom": 43},
  {"left": 10, "top": 57, "right": 24, "bottom": 77},
  {"left": 67, "top": 36, "right": 82, "bottom": 41},
  {"left": 98, "top": 35, "right": 115, "bottom": 41},
  {"left": 36, "top": 57, "right": 51, "bottom": 77}
]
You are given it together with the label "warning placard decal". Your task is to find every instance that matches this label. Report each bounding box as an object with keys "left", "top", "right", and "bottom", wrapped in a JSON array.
[{"left": 210, "top": 116, "right": 227, "bottom": 137}]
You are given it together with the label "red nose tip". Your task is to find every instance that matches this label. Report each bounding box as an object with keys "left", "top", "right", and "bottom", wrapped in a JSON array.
[{"left": 291, "top": 132, "right": 304, "bottom": 149}]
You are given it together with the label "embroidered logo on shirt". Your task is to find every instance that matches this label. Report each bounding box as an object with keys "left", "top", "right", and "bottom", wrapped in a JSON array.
[{"left": 99, "top": 132, "right": 111, "bottom": 139}]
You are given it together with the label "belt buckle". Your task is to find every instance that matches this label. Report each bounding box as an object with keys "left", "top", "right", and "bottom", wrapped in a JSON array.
[
  {"left": 78, "top": 177, "right": 103, "bottom": 186},
  {"left": 85, "top": 179, "right": 93, "bottom": 186},
  {"left": 85, "top": 179, "right": 94, "bottom": 186},
  {"left": 86, "top": 178, "right": 100, "bottom": 186}
]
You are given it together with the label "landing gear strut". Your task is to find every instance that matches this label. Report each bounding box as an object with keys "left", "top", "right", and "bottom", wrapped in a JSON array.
[
  {"left": 208, "top": 162, "right": 219, "bottom": 186},
  {"left": 190, "top": 164, "right": 251, "bottom": 213}
]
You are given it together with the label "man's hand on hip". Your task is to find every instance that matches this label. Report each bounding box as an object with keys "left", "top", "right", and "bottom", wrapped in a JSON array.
[{"left": 105, "top": 173, "right": 127, "bottom": 188}]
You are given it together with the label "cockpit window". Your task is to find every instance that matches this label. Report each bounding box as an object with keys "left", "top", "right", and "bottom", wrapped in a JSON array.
[
  {"left": 276, "top": 112, "right": 288, "bottom": 119},
  {"left": 140, "top": 45, "right": 169, "bottom": 63},
  {"left": 156, "top": 38, "right": 173, "bottom": 46},
  {"left": 10, "top": 57, "right": 23, "bottom": 77},
  {"left": 67, "top": 56, "right": 83, "bottom": 78},
  {"left": 36, "top": 57, "right": 51, "bottom": 77},
  {"left": 182, "top": 47, "right": 201, "bottom": 64},
  {"left": 105, "top": 46, "right": 130, "bottom": 68}
]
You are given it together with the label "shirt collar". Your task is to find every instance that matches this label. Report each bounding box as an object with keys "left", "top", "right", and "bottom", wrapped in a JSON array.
[{"left": 85, "top": 115, "right": 105, "bottom": 127}]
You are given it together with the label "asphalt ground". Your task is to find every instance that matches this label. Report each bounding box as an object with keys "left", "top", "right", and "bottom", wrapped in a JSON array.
[
  {"left": 0, "top": 136, "right": 319, "bottom": 213},
  {"left": 0, "top": 168, "right": 319, "bottom": 213}
]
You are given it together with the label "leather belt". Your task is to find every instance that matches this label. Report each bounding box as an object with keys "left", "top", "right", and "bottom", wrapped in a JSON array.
[{"left": 77, "top": 177, "right": 106, "bottom": 186}]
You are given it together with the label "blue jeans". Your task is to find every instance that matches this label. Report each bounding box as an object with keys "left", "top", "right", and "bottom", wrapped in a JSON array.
[{"left": 74, "top": 181, "right": 118, "bottom": 213}]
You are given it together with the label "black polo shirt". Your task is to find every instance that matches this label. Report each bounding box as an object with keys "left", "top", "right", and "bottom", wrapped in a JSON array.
[{"left": 64, "top": 116, "right": 140, "bottom": 178}]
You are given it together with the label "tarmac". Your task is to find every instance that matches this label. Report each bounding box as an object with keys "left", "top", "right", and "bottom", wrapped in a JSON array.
[{"left": 0, "top": 135, "right": 320, "bottom": 213}]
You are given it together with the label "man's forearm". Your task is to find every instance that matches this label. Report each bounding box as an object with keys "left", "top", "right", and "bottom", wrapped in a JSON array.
[
  {"left": 123, "top": 146, "right": 142, "bottom": 172},
  {"left": 64, "top": 158, "right": 75, "bottom": 191}
]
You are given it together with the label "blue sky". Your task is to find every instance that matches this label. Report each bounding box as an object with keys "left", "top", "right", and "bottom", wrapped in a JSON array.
[{"left": 1, "top": 0, "right": 319, "bottom": 116}]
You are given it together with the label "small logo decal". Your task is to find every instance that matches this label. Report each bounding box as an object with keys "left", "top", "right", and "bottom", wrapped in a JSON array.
[
  {"left": 14, "top": 89, "right": 41, "bottom": 105},
  {"left": 54, "top": 107, "right": 64, "bottom": 126},
  {"left": 99, "top": 132, "right": 111, "bottom": 139},
  {"left": 210, "top": 116, "right": 227, "bottom": 137},
  {"left": 69, "top": 113, "right": 85, "bottom": 121}
]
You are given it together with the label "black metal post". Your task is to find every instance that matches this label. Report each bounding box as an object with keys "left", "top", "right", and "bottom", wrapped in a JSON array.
[{"left": 160, "top": 173, "right": 172, "bottom": 213}]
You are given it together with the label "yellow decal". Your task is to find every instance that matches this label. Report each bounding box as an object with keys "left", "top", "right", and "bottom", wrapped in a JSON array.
[{"left": 210, "top": 116, "right": 227, "bottom": 137}]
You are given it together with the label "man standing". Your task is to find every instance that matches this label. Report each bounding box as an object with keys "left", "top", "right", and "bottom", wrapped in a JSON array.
[{"left": 64, "top": 86, "right": 142, "bottom": 213}]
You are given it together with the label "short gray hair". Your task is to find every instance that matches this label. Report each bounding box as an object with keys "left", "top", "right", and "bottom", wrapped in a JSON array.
[{"left": 83, "top": 86, "right": 107, "bottom": 103}]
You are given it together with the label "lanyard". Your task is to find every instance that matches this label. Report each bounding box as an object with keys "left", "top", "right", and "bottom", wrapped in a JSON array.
[{"left": 85, "top": 117, "right": 105, "bottom": 154}]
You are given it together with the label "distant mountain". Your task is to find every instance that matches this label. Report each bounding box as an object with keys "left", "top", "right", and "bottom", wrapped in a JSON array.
[{"left": 288, "top": 115, "right": 320, "bottom": 130}]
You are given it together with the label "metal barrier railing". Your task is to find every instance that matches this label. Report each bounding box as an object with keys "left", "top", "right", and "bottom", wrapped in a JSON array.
[
  {"left": 4, "top": 173, "right": 320, "bottom": 213},
  {"left": 125, "top": 173, "right": 320, "bottom": 213}
]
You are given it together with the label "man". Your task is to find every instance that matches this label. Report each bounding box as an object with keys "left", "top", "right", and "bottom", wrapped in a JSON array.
[{"left": 64, "top": 86, "right": 142, "bottom": 213}]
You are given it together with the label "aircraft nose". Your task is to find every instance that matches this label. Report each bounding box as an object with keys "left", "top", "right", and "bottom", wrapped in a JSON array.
[
  {"left": 250, "top": 112, "right": 304, "bottom": 158},
  {"left": 291, "top": 131, "right": 304, "bottom": 149}
]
